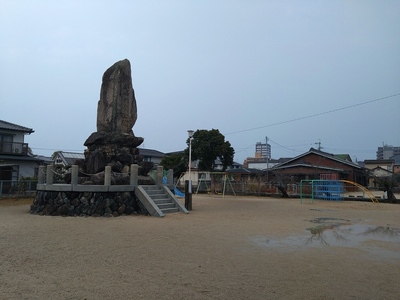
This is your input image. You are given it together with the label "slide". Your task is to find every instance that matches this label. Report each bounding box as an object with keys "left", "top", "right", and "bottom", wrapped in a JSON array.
[
  {"left": 174, "top": 187, "right": 185, "bottom": 197},
  {"left": 163, "top": 177, "right": 185, "bottom": 197}
]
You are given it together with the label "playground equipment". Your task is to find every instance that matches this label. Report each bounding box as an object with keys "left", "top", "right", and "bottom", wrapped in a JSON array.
[
  {"left": 195, "top": 172, "right": 236, "bottom": 197},
  {"left": 175, "top": 171, "right": 237, "bottom": 197},
  {"left": 195, "top": 172, "right": 210, "bottom": 194},
  {"left": 340, "top": 180, "right": 379, "bottom": 203},
  {"left": 300, "top": 179, "right": 379, "bottom": 204},
  {"left": 300, "top": 180, "right": 343, "bottom": 203},
  {"left": 173, "top": 186, "right": 185, "bottom": 197},
  {"left": 162, "top": 177, "right": 185, "bottom": 197}
]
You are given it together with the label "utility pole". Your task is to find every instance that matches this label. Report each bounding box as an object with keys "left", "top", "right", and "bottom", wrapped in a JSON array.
[
  {"left": 266, "top": 136, "right": 269, "bottom": 183},
  {"left": 186, "top": 130, "right": 194, "bottom": 210},
  {"left": 315, "top": 139, "right": 322, "bottom": 151}
]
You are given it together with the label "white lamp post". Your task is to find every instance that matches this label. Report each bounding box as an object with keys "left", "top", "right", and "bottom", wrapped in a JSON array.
[{"left": 187, "top": 130, "right": 194, "bottom": 193}]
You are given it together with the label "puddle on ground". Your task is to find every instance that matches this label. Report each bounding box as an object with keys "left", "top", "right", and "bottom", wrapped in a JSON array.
[{"left": 251, "top": 218, "right": 400, "bottom": 260}]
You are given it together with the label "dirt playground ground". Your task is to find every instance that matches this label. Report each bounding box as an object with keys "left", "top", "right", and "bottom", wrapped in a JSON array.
[{"left": 0, "top": 195, "right": 399, "bottom": 300}]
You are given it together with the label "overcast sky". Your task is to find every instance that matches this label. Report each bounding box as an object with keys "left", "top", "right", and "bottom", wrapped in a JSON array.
[{"left": 1, "top": 0, "right": 399, "bottom": 164}]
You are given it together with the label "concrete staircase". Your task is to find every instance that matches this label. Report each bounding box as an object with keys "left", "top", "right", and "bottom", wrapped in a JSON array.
[
  {"left": 142, "top": 185, "right": 179, "bottom": 214},
  {"left": 135, "top": 185, "right": 189, "bottom": 217}
]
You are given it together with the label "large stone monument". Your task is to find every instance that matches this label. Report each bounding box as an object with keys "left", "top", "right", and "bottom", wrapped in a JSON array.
[
  {"left": 78, "top": 59, "right": 153, "bottom": 184},
  {"left": 30, "top": 59, "right": 160, "bottom": 217}
]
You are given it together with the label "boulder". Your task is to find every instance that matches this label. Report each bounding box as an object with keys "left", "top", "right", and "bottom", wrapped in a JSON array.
[
  {"left": 139, "top": 161, "right": 154, "bottom": 176},
  {"left": 84, "top": 131, "right": 143, "bottom": 147},
  {"left": 97, "top": 59, "right": 137, "bottom": 133},
  {"left": 113, "top": 172, "right": 130, "bottom": 185}
]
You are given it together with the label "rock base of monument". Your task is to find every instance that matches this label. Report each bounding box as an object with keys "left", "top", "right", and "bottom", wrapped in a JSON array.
[{"left": 30, "top": 190, "right": 149, "bottom": 217}]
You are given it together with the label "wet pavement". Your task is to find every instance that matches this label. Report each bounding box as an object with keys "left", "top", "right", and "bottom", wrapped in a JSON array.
[{"left": 251, "top": 217, "right": 400, "bottom": 260}]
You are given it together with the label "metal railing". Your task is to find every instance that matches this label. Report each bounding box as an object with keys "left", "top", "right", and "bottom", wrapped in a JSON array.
[{"left": 0, "top": 141, "right": 29, "bottom": 155}]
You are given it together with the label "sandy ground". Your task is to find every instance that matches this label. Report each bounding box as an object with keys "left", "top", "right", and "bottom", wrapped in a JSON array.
[{"left": 0, "top": 195, "right": 399, "bottom": 300}]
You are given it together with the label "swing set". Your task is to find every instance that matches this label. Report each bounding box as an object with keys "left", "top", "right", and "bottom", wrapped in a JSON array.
[
  {"left": 197, "top": 172, "right": 236, "bottom": 197},
  {"left": 177, "top": 171, "right": 236, "bottom": 197}
]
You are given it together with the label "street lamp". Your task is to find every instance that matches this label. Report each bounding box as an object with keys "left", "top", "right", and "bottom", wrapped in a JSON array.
[{"left": 187, "top": 130, "right": 194, "bottom": 193}]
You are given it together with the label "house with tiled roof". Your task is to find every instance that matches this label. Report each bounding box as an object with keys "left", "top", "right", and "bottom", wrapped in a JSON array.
[
  {"left": 364, "top": 159, "right": 394, "bottom": 172},
  {"left": 52, "top": 148, "right": 166, "bottom": 168},
  {"left": 138, "top": 148, "right": 165, "bottom": 166},
  {"left": 363, "top": 158, "right": 396, "bottom": 187},
  {"left": 53, "top": 151, "right": 85, "bottom": 167},
  {"left": 367, "top": 166, "right": 393, "bottom": 188},
  {"left": 334, "top": 154, "right": 352, "bottom": 162},
  {"left": 225, "top": 167, "right": 266, "bottom": 182},
  {"left": 271, "top": 148, "right": 368, "bottom": 186},
  {"left": 392, "top": 155, "right": 400, "bottom": 174},
  {"left": 0, "top": 120, "right": 43, "bottom": 183}
]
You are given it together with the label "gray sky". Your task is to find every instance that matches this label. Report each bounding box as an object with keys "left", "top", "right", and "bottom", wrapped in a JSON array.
[{"left": 1, "top": 0, "right": 399, "bottom": 164}]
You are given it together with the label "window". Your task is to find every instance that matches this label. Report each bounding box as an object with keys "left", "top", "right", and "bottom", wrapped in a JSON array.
[{"left": 0, "top": 134, "right": 13, "bottom": 153}]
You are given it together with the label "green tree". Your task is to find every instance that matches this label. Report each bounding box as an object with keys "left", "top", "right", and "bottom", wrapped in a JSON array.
[
  {"left": 375, "top": 173, "right": 400, "bottom": 203},
  {"left": 160, "top": 152, "right": 187, "bottom": 179},
  {"left": 190, "top": 129, "right": 234, "bottom": 171}
]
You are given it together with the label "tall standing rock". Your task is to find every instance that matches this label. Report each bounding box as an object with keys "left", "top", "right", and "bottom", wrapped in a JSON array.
[
  {"left": 97, "top": 59, "right": 137, "bottom": 133},
  {"left": 79, "top": 59, "right": 153, "bottom": 181}
]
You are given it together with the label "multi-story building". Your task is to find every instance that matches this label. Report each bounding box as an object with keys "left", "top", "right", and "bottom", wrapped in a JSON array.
[
  {"left": 376, "top": 144, "right": 400, "bottom": 159},
  {"left": 255, "top": 141, "right": 271, "bottom": 159},
  {"left": 0, "top": 120, "right": 42, "bottom": 181}
]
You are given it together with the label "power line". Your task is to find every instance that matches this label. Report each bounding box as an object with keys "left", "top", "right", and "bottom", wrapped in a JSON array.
[
  {"left": 268, "top": 138, "right": 303, "bottom": 153},
  {"left": 235, "top": 143, "right": 257, "bottom": 153},
  {"left": 225, "top": 92, "right": 400, "bottom": 135}
]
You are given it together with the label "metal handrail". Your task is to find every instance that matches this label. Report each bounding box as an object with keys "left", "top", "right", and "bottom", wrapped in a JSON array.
[{"left": 0, "top": 141, "right": 29, "bottom": 155}]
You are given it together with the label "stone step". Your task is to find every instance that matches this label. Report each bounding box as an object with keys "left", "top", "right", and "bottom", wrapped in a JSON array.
[
  {"left": 151, "top": 195, "right": 172, "bottom": 202},
  {"left": 144, "top": 190, "right": 166, "bottom": 196},
  {"left": 139, "top": 185, "right": 182, "bottom": 215},
  {"left": 146, "top": 191, "right": 167, "bottom": 197},
  {"left": 142, "top": 188, "right": 163, "bottom": 193},
  {"left": 143, "top": 191, "right": 163, "bottom": 196},
  {"left": 153, "top": 198, "right": 173, "bottom": 204},
  {"left": 141, "top": 185, "right": 162, "bottom": 191},
  {"left": 157, "top": 203, "right": 176, "bottom": 210},
  {"left": 143, "top": 188, "right": 162, "bottom": 192},
  {"left": 161, "top": 207, "right": 179, "bottom": 214}
]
